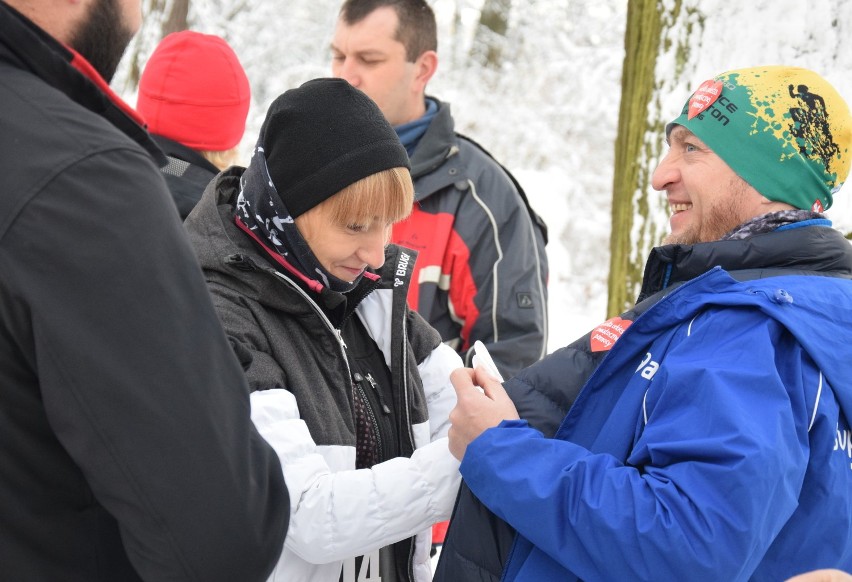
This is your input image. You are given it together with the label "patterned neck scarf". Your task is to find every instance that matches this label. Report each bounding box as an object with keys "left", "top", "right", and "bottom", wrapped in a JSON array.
[
  {"left": 234, "top": 145, "right": 363, "bottom": 293},
  {"left": 721, "top": 209, "right": 823, "bottom": 241}
]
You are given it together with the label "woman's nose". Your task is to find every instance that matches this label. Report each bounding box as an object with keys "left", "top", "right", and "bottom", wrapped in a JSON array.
[{"left": 360, "top": 227, "right": 388, "bottom": 269}]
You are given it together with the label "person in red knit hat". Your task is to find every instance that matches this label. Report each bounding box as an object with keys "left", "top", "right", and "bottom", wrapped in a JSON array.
[{"left": 137, "top": 30, "right": 251, "bottom": 218}]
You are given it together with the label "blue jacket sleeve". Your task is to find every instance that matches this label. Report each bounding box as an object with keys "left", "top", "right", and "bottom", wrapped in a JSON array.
[{"left": 460, "top": 308, "right": 814, "bottom": 581}]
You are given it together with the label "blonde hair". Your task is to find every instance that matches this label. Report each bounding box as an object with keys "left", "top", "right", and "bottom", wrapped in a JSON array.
[
  {"left": 201, "top": 146, "right": 241, "bottom": 171},
  {"left": 322, "top": 167, "right": 414, "bottom": 226}
]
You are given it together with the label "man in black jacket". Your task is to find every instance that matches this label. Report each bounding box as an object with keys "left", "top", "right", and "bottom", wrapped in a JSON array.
[{"left": 0, "top": 1, "right": 289, "bottom": 580}]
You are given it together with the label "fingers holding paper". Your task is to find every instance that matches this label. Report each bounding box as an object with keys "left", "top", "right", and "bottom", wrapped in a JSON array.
[{"left": 447, "top": 365, "right": 520, "bottom": 461}]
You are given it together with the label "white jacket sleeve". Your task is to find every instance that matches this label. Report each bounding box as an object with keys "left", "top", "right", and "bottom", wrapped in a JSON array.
[
  {"left": 250, "top": 389, "right": 460, "bottom": 564},
  {"left": 417, "top": 342, "right": 463, "bottom": 440}
]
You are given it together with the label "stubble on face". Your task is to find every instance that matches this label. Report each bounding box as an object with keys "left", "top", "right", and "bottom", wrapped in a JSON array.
[
  {"left": 662, "top": 175, "right": 754, "bottom": 245},
  {"left": 68, "top": 0, "right": 136, "bottom": 82}
]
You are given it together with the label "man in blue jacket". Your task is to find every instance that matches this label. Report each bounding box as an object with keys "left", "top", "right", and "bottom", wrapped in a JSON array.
[{"left": 441, "top": 66, "right": 852, "bottom": 581}]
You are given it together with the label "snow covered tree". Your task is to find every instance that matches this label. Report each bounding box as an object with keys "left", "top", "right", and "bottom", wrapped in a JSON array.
[{"left": 112, "top": 0, "right": 852, "bottom": 351}]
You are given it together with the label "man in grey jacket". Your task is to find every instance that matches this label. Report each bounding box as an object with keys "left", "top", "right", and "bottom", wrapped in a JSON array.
[
  {"left": 0, "top": 0, "right": 289, "bottom": 579},
  {"left": 331, "top": 0, "right": 549, "bottom": 382}
]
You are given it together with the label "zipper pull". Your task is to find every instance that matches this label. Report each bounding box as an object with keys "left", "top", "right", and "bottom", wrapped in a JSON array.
[
  {"left": 224, "top": 253, "right": 257, "bottom": 271},
  {"left": 335, "top": 328, "right": 347, "bottom": 349},
  {"left": 364, "top": 373, "right": 391, "bottom": 414}
]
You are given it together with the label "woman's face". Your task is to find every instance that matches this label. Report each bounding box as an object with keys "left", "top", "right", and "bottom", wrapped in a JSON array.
[{"left": 295, "top": 203, "right": 391, "bottom": 282}]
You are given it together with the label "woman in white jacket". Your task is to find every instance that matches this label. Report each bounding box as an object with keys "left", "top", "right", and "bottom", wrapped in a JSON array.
[{"left": 184, "top": 78, "right": 461, "bottom": 582}]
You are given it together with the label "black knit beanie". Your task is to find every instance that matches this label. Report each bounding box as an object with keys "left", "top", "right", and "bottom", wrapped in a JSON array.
[{"left": 259, "top": 77, "right": 410, "bottom": 218}]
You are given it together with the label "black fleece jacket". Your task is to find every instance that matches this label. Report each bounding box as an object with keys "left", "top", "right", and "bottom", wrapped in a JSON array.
[{"left": 0, "top": 3, "right": 289, "bottom": 580}]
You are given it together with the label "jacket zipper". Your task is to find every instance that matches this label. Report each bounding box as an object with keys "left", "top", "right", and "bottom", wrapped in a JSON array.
[
  {"left": 412, "top": 144, "right": 459, "bottom": 180},
  {"left": 354, "top": 379, "right": 384, "bottom": 460},
  {"left": 226, "top": 254, "right": 353, "bottom": 378},
  {"left": 400, "top": 292, "right": 415, "bottom": 451},
  {"left": 228, "top": 253, "right": 417, "bottom": 581},
  {"left": 400, "top": 304, "right": 417, "bottom": 582},
  {"left": 362, "top": 373, "right": 391, "bottom": 414}
]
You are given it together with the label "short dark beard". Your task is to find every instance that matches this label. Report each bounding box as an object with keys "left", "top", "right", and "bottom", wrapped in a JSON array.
[{"left": 68, "top": 0, "right": 134, "bottom": 82}]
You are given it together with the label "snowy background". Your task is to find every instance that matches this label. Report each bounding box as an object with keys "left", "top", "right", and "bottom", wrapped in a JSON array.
[{"left": 117, "top": 0, "right": 852, "bottom": 353}]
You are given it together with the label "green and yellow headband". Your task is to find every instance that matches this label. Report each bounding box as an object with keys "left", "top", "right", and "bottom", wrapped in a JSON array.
[{"left": 668, "top": 66, "right": 852, "bottom": 211}]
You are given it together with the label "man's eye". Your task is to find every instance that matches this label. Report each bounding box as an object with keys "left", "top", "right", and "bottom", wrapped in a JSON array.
[
  {"left": 347, "top": 224, "right": 366, "bottom": 233},
  {"left": 684, "top": 143, "right": 697, "bottom": 152}
]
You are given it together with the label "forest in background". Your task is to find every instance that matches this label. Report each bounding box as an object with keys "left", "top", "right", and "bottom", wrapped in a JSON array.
[{"left": 114, "top": 0, "right": 852, "bottom": 345}]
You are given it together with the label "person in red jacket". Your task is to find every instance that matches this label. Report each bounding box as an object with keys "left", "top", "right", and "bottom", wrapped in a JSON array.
[{"left": 331, "top": 0, "right": 549, "bottom": 382}]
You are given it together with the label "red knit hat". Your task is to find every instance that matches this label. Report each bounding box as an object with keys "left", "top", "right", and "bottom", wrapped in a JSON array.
[{"left": 137, "top": 31, "right": 250, "bottom": 151}]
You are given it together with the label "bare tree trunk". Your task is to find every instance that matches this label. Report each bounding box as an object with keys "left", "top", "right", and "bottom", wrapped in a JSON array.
[
  {"left": 121, "top": 0, "right": 169, "bottom": 90},
  {"left": 117, "top": 0, "right": 190, "bottom": 92},
  {"left": 607, "top": 0, "right": 701, "bottom": 317},
  {"left": 607, "top": 0, "right": 668, "bottom": 316},
  {"left": 471, "top": 0, "right": 512, "bottom": 68},
  {"left": 161, "top": 0, "right": 191, "bottom": 38}
]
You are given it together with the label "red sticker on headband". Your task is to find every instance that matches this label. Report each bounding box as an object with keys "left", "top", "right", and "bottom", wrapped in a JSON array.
[
  {"left": 688, "top": 80, "right": 723, "bottom": 119},
  {"left": 811, "top": 199, "right": 824, "bottom": 213}
]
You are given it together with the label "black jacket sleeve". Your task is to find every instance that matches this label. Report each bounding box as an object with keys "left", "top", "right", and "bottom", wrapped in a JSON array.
[{"left": 2, "top": 146, "right": 289, "bottom": 581}]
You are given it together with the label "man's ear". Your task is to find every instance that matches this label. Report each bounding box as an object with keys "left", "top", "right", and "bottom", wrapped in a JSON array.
[{"left": 413, "top": 50, "right": 438, "bottom": 93}]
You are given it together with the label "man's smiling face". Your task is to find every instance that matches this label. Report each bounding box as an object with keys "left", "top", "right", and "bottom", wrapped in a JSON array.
[{"left": 652, "top": 125, "right": 782, "bottom": 245}]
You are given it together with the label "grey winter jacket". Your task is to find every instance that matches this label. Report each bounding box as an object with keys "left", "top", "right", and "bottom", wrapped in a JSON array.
[{"left": 392, "top": 99, "right": 549, "bottom": 380}]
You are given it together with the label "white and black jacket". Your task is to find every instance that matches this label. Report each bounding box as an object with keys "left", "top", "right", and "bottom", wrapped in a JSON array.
[{"left": 185, "top": 168, "right": 462, "bottom": 582}]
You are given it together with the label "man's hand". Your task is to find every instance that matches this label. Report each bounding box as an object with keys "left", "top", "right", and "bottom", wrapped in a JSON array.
[
  {"left": 447, "top": 366, "right": 520, "bottom": 460},
  {"left": 786, "top": 570, "right": 852, "bottom": 582}
]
